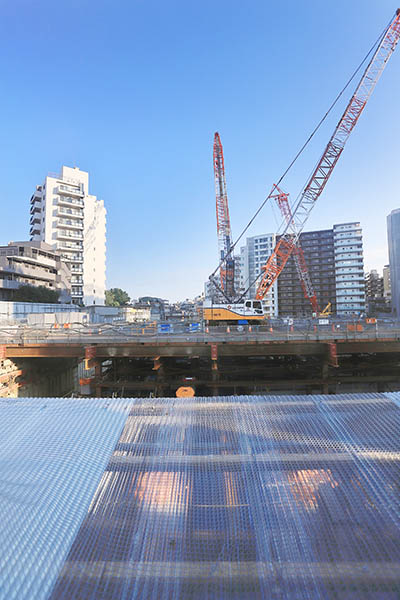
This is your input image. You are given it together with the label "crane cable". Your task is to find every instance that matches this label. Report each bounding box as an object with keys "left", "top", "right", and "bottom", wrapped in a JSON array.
[{"left": 209, "top": 15, "right": 393, "bottom": 295}]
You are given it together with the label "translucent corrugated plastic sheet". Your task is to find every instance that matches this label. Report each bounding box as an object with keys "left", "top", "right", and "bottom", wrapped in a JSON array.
[
  {"left": 387, "top": 391, "right": 400, "bottom": 409},
  {"left": 0, "top": 397, "right": 131, "bottom": 600},
  {"left": 49, "top": 394, "right": 400, "bottom": 600}
]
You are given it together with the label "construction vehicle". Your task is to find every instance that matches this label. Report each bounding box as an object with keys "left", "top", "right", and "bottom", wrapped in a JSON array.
[
  {"left": 319, "top": 303, "right": 332, "bottom": 317},
  {"left": 202, "top": 299, "right": 265, "bottom": 324},
  {"left": 205, "top": 10, "right": 400, "bottom": 326}
]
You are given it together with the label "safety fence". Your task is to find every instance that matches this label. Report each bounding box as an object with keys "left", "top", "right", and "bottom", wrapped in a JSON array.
[{"left": 0, "top": 321, "right": 399, "bottom": 345}]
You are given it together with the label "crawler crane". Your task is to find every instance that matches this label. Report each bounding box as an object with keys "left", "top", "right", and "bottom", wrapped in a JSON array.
[{"left": 204, "top": 9, "right": 400, "bottom": 326}]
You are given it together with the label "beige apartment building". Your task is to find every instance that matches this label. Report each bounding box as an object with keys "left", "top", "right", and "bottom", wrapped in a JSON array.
[{"left": 0, "top": 241, "right": 71, "bottom": 302}]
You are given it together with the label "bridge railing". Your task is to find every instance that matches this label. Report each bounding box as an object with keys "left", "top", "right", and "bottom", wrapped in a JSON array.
[{"left": 0, "top": 320, "right": 400, "bottom": 345}]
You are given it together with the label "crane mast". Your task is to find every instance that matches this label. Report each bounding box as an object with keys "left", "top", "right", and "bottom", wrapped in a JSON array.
[
  {"left": 214, "top": 132, "right": 235, "bottom": 300},
  {"left": 256, "top": 9, "right": 400, "bottom": 300}
]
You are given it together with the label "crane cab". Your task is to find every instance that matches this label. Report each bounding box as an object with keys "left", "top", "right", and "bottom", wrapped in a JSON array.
[{"left": 203, "top": 299, "right": 266, "bottom": 325}]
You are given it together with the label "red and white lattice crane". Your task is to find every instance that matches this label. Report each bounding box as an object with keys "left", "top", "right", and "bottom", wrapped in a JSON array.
[
  {"left": 256, "top": 9, "right": 400, "bottom": 301},
  {"left": 213, "top": 132, "right": 235, "bottom": 300}
]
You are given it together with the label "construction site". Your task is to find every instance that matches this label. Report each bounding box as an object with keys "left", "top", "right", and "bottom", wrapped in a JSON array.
[{"left": 1, "top": 8, "right": 400, "bottom": 600}]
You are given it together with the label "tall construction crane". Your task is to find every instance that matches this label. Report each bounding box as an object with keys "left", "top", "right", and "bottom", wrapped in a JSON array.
[
  {"left": 213, "top": 132, "right": 235, "bottom": 301},
  {"left": 271, "top": 184, "right": 319, "bottom": 314},
  {"left": 205, "top": 10, "right": 400, "bottom": 326},
  {"left": 255, "top": 9, "right": 400, "bottom": 301}
]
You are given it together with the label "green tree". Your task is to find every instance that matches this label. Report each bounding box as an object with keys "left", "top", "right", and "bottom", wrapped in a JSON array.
[
  {"left": 13, "top": 285, "right": 60, "bottom": 303},
  {"left": 105, "top": 288, "right": 131, "bottom": 307}
]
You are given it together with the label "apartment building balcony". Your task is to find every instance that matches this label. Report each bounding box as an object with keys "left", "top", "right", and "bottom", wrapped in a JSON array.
[
  {"left": 57, "top": 230, "right": 83, "bottom": 241},
  {"left": 336, "top": 291, "right": 365, "bottom": 298},
  {"left": 30, "top": 203, "right": 41, "bottom": 215},
  {"left": 58, "top": 218, "right": 84, "bottom": 230},
  {"left": 334, "top": 239, "right": 363, "bottom": 248},
  {"left": 58, "top": 184, "right": 84, "bottom": 197},
  {"left": 334, "top": 249, "right": 363, "bottom": 257},
  {"left": 71, "top": 276, "right": 83, "bottom": 284},
  {"left": 0, "top": 279, "right": 19, "bottom": 290},
  {"left": 334, "top": 234, "right": 362, "bottom": 243},
  {"left": 336, "top": 286, "right": 365, "bottom": 293},
  {"left": 70, "top": 266, "right": 83, "bottom": 274},
  {"left": 29, "top": 228, "right": 41, "bottom": 237},
  {"left": 60, "top": 253, "right": 83, "bottom": 263},
  {"left": 57, "top": 241, "right": 83, "bottom": 252},
  {"left": 57, "top": 196, "right": 84, "bottom": 208},
  {"left": 57, "top": 207, "right": 84, "bottom": 219},
  {"left": 30, "top": 215, "right": 41, "bottom": 225}
]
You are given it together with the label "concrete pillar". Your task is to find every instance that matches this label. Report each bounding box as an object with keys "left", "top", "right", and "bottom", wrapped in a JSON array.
[
  {"left": 211, "top": 344, "right": 219, "bottom": 396},
  {"left": 322, "top": 360, "right": 329, "bottom": 394},
  {"left": 94, "top": 359, "right": 102, "bottom": 397},
  {"left": 154, "top": 356, "right": 166, "bottom": 397}
]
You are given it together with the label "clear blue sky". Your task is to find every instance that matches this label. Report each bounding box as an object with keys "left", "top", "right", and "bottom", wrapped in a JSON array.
[{"left": 1, "top": 0, "right": 399, "bottom": 301}]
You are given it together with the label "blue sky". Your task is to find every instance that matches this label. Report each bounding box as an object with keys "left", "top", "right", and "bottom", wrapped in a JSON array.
[{"left": 1, "top": 0, "right": 399, "bottom": 301}]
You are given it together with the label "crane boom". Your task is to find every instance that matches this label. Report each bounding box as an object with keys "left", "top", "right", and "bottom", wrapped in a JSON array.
[
  {"left": 256, "top": 9, "right": 400, "bottom": 300},
  {"left": 214, "top": 132, "right": 235, "bottom": 299}
]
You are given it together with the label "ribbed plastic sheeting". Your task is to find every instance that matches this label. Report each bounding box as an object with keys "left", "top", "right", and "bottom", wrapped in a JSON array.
[
  {"left": 0, "top": 398, "right": 131, "bottom": 600},
  {"left": 46, "top": 393, "right": 400, "bottom": 600}
]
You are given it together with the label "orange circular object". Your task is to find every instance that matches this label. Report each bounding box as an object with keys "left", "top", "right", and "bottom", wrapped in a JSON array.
[{"left": 176, "top": 386, "right": 195, "bottom": 398}]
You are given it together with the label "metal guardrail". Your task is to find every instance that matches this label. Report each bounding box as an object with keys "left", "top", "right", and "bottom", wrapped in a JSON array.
[{"left": 0, "top": 322, "right": 399, "bottom": 345}]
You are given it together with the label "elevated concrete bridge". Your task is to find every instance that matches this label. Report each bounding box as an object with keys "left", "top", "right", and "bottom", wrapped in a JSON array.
[{"left": 1, "top": 324, "right": 400, "bottom": 397}]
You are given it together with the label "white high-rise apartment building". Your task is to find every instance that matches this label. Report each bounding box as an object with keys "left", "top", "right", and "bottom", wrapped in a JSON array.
[
  {"left": 30, "top": 166, "right": 106, "bottom": 306},
  {"left": 333, "top": 222, "right": 365, "bottom": 316},
  {"left": 239, "top": 233, "right": 278, "bottom": 317}
]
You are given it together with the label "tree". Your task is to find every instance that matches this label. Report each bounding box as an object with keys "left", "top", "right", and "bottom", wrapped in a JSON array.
[
  {"left": 105, "top": 288, "right": 131, "bottom": 307},
  {"left": 13, "top": 284, "right": 60, "bottom": 303}
]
